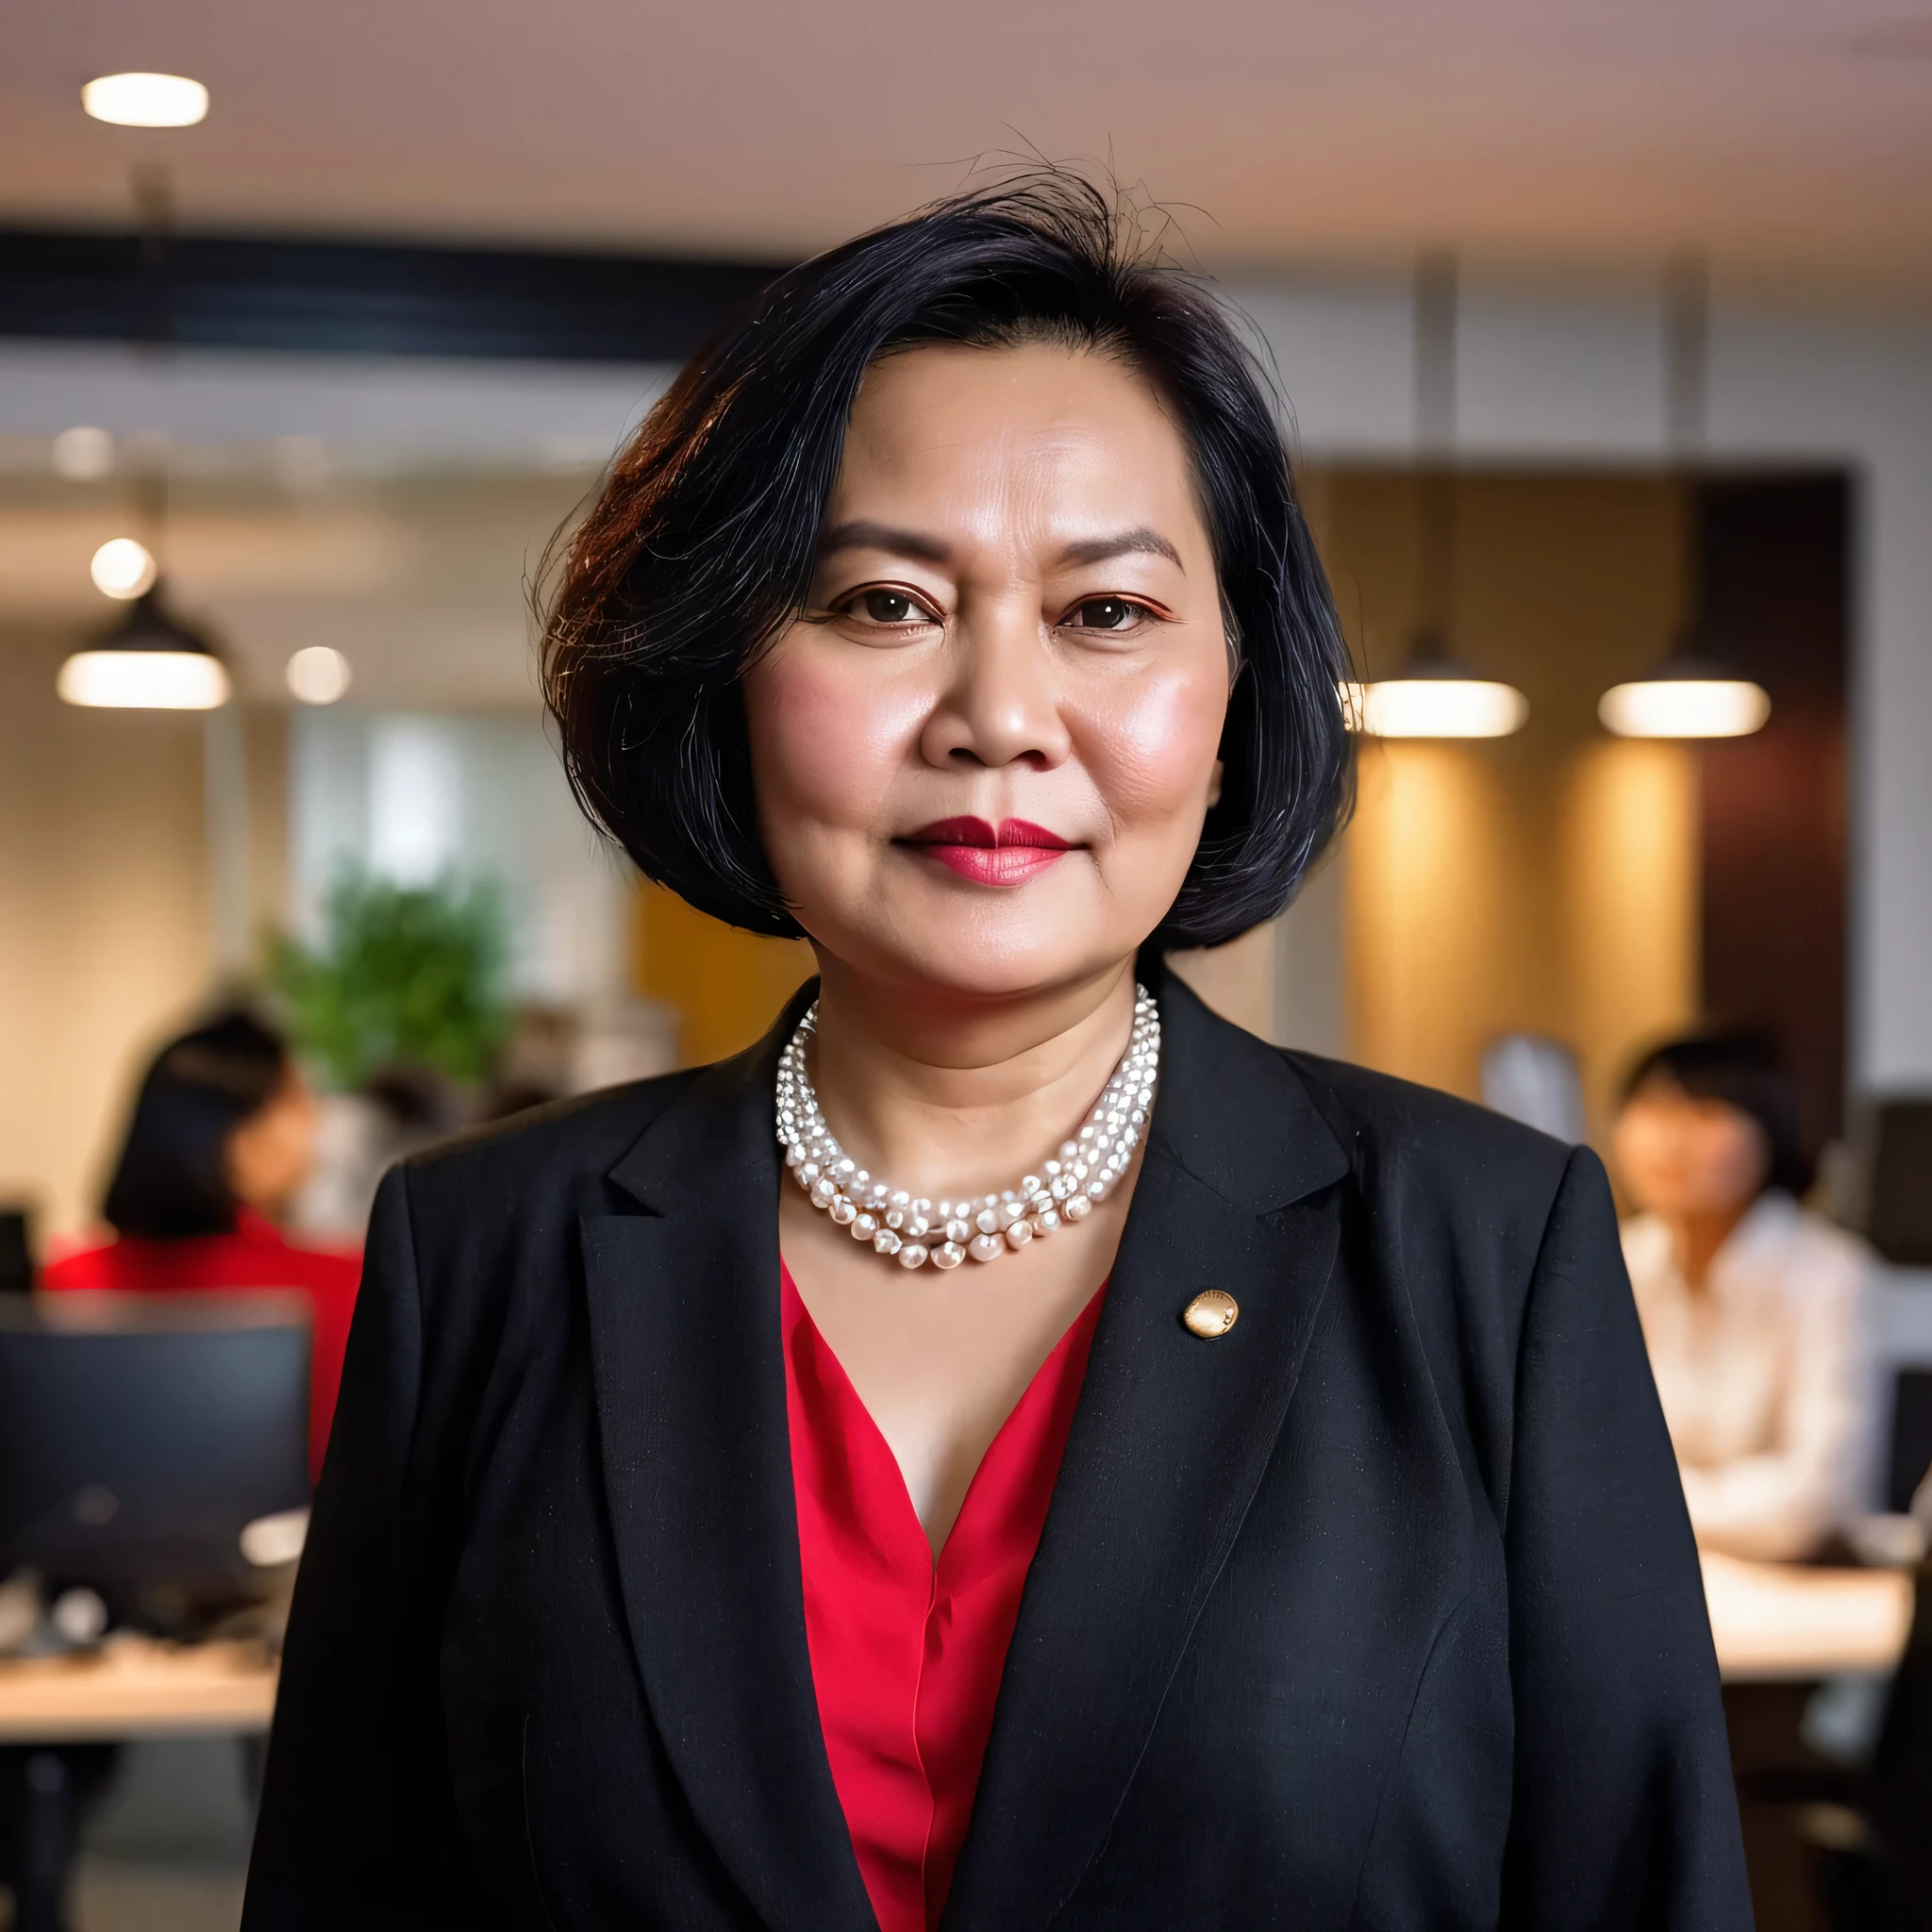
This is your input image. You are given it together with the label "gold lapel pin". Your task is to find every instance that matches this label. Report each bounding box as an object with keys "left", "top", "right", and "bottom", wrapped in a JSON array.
[{"left": 1182, "top": 1290, "right": 1239, "bottom": 1339}]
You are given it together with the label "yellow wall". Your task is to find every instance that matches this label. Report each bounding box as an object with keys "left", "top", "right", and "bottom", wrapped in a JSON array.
[
  {"left": 0, "top": 626, "right": 289, "bottom": 1241},
  {"left": 1313, "top": 469, "right": 1700, "bottom": 1142},
  {"left": 630, "top": 879, "right": 815, "bottom": 1067}
]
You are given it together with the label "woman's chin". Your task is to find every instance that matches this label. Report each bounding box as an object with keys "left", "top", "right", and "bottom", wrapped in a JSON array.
[{"left": 818, "top": 907, "right": 1140, "bottom": 1006}]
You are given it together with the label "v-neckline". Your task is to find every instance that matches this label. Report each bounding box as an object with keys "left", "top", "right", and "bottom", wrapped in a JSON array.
[{"left": 778, "top": 1260, "right": 1107, "bottom": 1566}]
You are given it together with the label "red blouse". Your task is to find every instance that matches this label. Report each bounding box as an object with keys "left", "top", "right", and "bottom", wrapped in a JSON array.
[
  {"left": 41, "top": 1210, "right": 362, "bottom": 1482},
  {"left": 781, "top": 1265, "right": 1106, "bottom": 1932}
]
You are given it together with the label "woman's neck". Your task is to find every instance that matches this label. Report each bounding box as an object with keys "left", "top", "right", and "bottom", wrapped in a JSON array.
[
  {"left": 806, "top": 955, "right": 1141, "bottom": 1203},
  {"left": 1667, "top": 1204, "right": 1752, "bottom": 1293}
]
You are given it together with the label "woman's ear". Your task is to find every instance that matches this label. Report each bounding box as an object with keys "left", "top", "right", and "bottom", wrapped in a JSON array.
[{"left": 1207, "top": 758, "right": 1224, "bottom": 809}]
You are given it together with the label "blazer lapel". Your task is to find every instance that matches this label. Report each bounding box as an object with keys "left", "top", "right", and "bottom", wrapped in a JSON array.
[
  {"left": 943, "top": 973, "right": 1351, "bottom": 1932},
  {"left": 581, "top": 989, "right": 876, "bottom": 1932}
]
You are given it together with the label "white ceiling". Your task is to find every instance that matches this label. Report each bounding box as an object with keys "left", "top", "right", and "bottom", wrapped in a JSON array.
[{"left": 4, "top": 1, "right": 1932, "bottom": 298}]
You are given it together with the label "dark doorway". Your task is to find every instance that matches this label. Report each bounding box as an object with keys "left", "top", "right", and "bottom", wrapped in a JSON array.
[{"left": 1695, "top": 475, "right": 1850, "bottom": 1158}]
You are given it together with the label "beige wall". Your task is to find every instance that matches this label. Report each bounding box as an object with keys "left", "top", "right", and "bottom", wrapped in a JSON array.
[
  {"left": 0, "top": 625, "right": 287, "bottom": 1245},
  {"left": 1313, "top": 469, "right": 1700, "bottom": 1142}
]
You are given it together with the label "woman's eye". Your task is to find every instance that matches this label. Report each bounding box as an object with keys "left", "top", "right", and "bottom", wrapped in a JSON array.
[
  {"left": 1066, "top": 596, "right": 1140, "bottom": 631},
  {"left": 851, "top": 589, "right": 928, "bottom": 625}
]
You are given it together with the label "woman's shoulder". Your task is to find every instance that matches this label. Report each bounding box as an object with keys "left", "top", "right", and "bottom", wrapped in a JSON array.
[
  {"left": 381, "top": 1066, "right": 711, "bottom": 1240},
  {"left": 1277, "top": 1046, "right": 1579, "bottom": 1209}
]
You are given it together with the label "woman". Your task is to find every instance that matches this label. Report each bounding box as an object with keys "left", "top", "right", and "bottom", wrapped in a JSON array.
[
  {"left": 42, "top": 1008, "right": 359, "bottom": 1481},
  {"left": 246, "top": 181, "right": 1748, "bottom": 1930},
  {"left": 1614, "top": 1027, "right": 1870, "bottom": 1561}
]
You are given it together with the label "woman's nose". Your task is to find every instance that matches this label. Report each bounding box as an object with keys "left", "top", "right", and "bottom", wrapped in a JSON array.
[{"left": 918, "top": 608, "right": 1073, "bottom": 771}]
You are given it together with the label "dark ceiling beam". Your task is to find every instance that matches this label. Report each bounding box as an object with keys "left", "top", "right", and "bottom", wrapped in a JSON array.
[{"left": 0, "top": 227, "right": 788, "bottom": 362}]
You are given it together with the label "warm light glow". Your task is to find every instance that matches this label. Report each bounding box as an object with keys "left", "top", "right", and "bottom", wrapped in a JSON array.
[
  {"left": 58, "top": 649, "right": 229, "bottom": 710},
  {"left": 1599, "top": 678, "right": 1771, "bottom": 739},
  {"left": 90, "top": 537, "right": 157, "bottom": 600},
  {"left": 286, "top": 644, "right": 352, "bottom": 705},
  {"left": 52, "top": 425, "right": 115, "bottom": 480},
  {"left": 1354, "top": 677, "right": 1529, "bottom": 739},
  {"left": 81, "top": 73, "right": 208, "bottom": 127}
]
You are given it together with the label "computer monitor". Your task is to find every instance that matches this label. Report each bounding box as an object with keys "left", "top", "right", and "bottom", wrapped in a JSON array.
[
  {"left": 0, "top": 1296, "right": 310, "bottom": 1607},
  {"left": 1869, "top": 1100, "right": 1932, "bottom": 1267}
]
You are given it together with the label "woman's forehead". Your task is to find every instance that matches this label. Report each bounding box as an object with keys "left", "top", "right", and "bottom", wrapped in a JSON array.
[{"left": 832, "top": 342, "right": 1203, "bottom": 548}]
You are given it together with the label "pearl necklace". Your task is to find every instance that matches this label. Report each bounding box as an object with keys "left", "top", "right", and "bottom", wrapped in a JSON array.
[{"left": 776, "top": 987, "right": 1160, "bottom": 1271}]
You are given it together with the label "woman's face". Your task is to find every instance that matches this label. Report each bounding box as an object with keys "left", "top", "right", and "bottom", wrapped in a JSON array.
[
  {"left": 741, "top": 341, "right": 1231, "bottom": 1002},
  {"left": 225, "top": 1070, "right": 319, "bottom": 1220},
  {"left": 1613, "top": 1077, "right": 1770, "bottom": 1223}
]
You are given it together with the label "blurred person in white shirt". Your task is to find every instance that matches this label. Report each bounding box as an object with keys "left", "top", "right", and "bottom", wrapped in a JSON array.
[{"left": 1613, "top": 1027, "right": 1872, "bottom": 1562}]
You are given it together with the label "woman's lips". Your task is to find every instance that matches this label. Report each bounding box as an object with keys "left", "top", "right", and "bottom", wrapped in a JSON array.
[{"left": 899, "top": 816, "right": 1075, "bottom": 887}]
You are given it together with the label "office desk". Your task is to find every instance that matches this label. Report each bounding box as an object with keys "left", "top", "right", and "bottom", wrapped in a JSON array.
[
  {"left": 1704, "top": 1550, "right": 1915, "bottom": 1682},
  {"left": 0, "top": 1634, "right": 277, "bottom": 1743}
]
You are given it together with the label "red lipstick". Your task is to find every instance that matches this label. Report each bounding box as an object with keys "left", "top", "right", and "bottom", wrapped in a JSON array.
[{"left": 900, "top": 816, "right": 1074, "bottom": 886}]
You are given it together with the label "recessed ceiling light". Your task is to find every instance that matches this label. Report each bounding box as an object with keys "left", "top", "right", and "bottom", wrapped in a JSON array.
[
  {"left": 91, "top": 537, "right": 158, "bottom": 601},
  {"left": 53, "top": 425, "right": 116, "bottom": 480},
  {"left": 81, "top": 73, "right": 209, "bottom": 128},
  {"left": 286, "top": 646, "right": 353, "bottom": 706}
]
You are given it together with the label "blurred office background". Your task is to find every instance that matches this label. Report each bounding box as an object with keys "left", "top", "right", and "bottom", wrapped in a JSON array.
[{"left": 4, "top": 3, "right": 1932, "bottom": 1927}]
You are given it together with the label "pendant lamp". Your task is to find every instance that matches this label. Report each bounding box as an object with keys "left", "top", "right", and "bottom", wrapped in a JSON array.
[
  {"left": 1599, "top": 650, "right": 1769, "bottom": 740},
  {"left": 1354, "top": 253, "right": 1526, "bottom": 741},
  {"left": 58, "top": 582, "right": 231, "bottom": 710},
  {"left": 1355, "top": 630, "right": 1529, "bottom": 740},
  {"left": 1600, "top": 259, "right": 1769, "bottom": 741}
]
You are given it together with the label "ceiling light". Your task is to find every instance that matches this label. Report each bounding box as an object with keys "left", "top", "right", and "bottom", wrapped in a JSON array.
[
  {"left": 91, "top": 537, "right": 158, "bottom": 600},
  {"left": 53, "top": 425, "right": 116, "bottom": 481},
  {"left": 1350, "top": 634, "right": 1529, "bottom": 740},
  {"left": 58, "top": 586, "right": 230, "bottom": 710},
  {"left": 1599, "top": 667, "right": 1770, "bottom": 739},
  {"left": 81, "top": 73, "right": 208, "bottom": 128},
  {"left": 1357, "top": 676, "right": 1530, "bottom": 740},
  {"left": 286, "top": 645, "right": 352, "bottom": 706}
]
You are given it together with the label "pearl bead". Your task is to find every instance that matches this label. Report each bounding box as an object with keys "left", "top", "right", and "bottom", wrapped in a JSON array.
[{"left": 774, "top": 988, "right": 1155, "bottom": 1273}]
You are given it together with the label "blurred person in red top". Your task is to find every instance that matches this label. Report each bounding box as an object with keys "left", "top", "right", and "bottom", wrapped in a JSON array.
[{"left": 42, "top": 1009, "right": 359, "bottom": 1481}]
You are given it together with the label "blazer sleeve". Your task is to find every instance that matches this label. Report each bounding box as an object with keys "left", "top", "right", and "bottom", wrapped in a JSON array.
[
  {"left": 242, "top": 1166, "right": 482, "bottom": 1930},
  {"left": 1499, "top": 1147, "right": 1753, "bottom": 1931}
]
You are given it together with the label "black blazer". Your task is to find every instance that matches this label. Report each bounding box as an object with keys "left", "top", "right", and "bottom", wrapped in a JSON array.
[{"left": 243, "top": 971, "right": 1751, "bottom": 1931}]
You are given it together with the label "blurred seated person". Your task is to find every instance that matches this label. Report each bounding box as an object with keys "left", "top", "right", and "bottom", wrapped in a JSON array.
[
  {"left": 1613, "top": 1027, "right": 1870, "bottom": 1561},
  {"left": 42, "top": 1009, "right": 359, "bottom": 1480}
]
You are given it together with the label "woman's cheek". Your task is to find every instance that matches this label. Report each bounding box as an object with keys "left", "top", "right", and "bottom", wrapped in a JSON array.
[
  {"left": 751, "top": 646, "right": 925, "bottom": 829},
  {"left": 1073, "top": 661, "right": 1226, "bottom": 824}
]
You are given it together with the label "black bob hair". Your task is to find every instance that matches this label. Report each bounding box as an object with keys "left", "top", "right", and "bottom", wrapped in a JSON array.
[
  {"left": 1622, "top": 1025, "right": 1811, "bottom": 1199},
  {"left": 102, "top": 1008, "right": 291, "bottom": 1240},
  {"left": 541, "top": 175, "right": 1353, "bottom": 950}
]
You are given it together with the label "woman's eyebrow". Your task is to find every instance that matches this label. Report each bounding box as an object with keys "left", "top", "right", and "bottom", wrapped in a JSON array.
[
  {"left": 817, "top": 520, "right": 952, "bottom": 564},
  {"left": 1056, "top": 528, "right": 1184, "bottom": 570}
]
